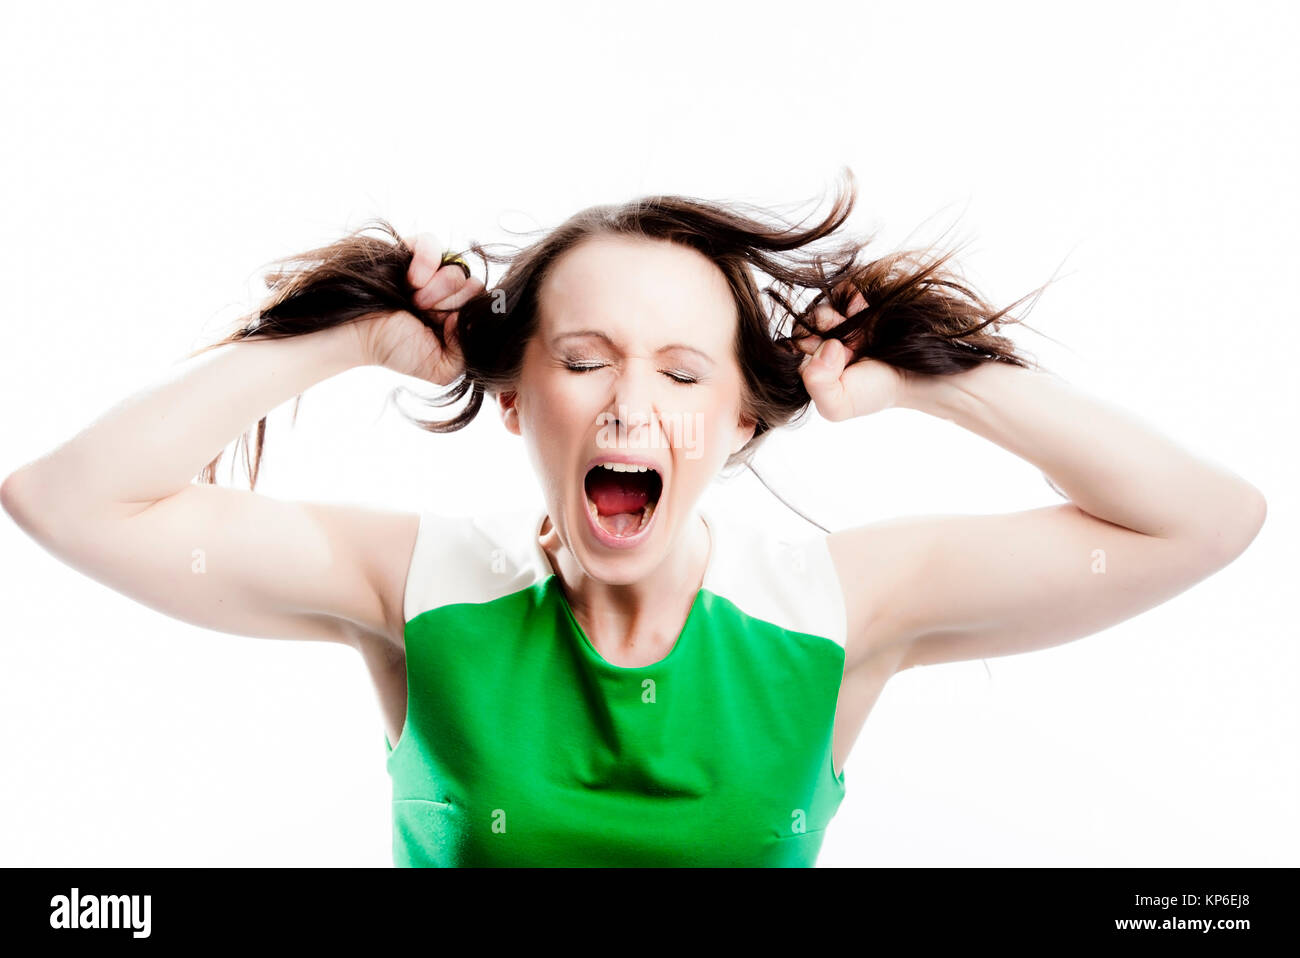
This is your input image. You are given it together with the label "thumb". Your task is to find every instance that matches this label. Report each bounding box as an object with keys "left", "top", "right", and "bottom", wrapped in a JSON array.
[{"left": 800, "top": 339, "right": 856, "bottom": 422}]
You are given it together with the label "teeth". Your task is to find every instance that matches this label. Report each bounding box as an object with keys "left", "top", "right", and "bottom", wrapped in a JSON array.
[{"left": 595, "top": 462, "right": 653, "bottom": 473}]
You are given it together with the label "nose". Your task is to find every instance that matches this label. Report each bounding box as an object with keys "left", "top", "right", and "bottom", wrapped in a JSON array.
[{"left": 607, "top": 360, "right": 659, "bottom": 445}]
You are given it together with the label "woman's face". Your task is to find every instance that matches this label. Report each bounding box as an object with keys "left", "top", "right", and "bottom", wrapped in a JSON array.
[{"left": 499, "top": 234, "right": 755, "bottom": 583}]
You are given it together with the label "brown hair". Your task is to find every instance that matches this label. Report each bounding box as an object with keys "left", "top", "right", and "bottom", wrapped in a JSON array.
[{"left": 188, "top": 167, "right": 1057, "bottom": 524}]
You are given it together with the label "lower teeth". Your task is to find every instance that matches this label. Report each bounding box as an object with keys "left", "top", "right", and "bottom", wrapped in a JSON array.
[{"left": 587, "top": 498, "right": 656, "bottom": 536}]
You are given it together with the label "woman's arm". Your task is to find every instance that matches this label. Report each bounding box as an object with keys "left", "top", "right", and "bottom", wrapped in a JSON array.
[
  {"left": 826, "top": 362, "right": 1267, "bottom": 673},
  {"left": 1, "top": 321, "right": 418, "bottom": 648}
]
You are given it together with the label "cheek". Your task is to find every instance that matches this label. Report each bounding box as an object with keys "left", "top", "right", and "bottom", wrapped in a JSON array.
[
  {"left": 674, "top": 392, "right": 745, "bottom": 466},
  {"left": 556, "top": 391, "right": 609, "bottom": 448},
  {"left": 523, "top": 374, "right": 599, "bottom": 432}
]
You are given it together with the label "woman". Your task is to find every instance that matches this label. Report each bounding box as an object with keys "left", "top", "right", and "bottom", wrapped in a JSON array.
[{"left": 0, "top": 171, "right": 1267, "bottom": 867}]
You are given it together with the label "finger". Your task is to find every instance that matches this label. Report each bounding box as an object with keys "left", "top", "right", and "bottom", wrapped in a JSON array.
[
  {"left": 807, "top": 301, "right": 847, "bottom": 335},
  {"left": 441, "top": 311, "right": 463, "bottom": 359},
  {"left": 815, "top": 298, "right": 869, "bottom": 351},
  {"left": 413, "top": 266, "right": 478, "bottom": 311},
  {"left": 430, "top": 276, "right": 486, "bottom": 311},
  {"left": 791, "top": 305, "right": 835, "bottom": 353},
  {"left": 800, "top": 337, "right": 848, "bottom": 376},
  {"left": 441, "top": 256, "right": 472, "bottom": 280},
  {"left": 432, "top": 311, "right": 468, "bottom": 383},
  {"left": 791, "top": 333, "right": 823, "bottom": 356},
  {"left": 406, "top": 231, "right": 445, "bottom": 288}
]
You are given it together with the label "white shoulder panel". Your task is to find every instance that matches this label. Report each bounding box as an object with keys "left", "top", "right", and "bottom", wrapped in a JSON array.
[
  {"left": 701, "top": 508, "right": 848, "bottom": 649},
  {"left": 401, "top": 504, "right": 849, "bottom": 648},
  {"left": 402, "top": 507, "right": 552, "bottom": 624}
]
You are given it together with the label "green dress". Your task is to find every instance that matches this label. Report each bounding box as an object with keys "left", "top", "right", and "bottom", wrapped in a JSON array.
[{"left": 384, "top": 504, "right": 848, "bottom": 867}]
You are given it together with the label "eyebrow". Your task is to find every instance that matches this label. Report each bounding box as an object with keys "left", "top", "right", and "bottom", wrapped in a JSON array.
[{"left": 550, "top": 330, "right": 715, "bottom": 365}]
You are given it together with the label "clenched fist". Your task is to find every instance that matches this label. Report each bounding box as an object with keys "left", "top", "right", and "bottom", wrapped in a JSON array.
[{"left": 357, "top": 232, "right": 485, "bottom": 384}]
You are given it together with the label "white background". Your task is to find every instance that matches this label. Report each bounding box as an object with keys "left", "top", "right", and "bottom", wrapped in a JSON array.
[{"left": 1, "top": 0, "right": 1295, "bottom": 867}]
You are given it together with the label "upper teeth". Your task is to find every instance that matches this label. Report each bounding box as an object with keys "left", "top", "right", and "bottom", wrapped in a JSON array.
[{"left": 596, "top": 462, "right": 653, "bottom": 473}]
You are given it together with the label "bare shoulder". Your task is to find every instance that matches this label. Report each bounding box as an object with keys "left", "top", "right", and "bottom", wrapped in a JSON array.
[
  {"left": 310, "top": 502, "right": 420, "bottom": 653},
  {"left": 824, "top": 516, "right": 937, "bottom": 673}
]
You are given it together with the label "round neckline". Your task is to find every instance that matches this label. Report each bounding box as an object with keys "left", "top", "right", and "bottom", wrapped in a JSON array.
[{"left": 532, "top": 506, "right": 717, "bottom": 673}]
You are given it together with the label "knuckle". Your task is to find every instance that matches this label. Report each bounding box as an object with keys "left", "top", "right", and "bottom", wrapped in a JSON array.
[
  {"left": 413, "top": 284, "right": 443, "bottom": 309},
  {"left": 408, "top": 234, "right": 446, "bottom": 284}
]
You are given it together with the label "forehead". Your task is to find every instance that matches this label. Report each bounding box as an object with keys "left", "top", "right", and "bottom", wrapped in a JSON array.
[{"left": 536, "top": 235, "right": 736, "bottom": 348}]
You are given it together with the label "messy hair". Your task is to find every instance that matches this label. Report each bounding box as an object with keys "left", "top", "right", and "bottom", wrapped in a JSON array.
[{"left": 188, "top": 168, "right": 1056, "bottom": 523}]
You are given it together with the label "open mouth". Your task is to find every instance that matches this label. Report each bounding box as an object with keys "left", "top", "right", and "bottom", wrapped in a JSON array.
[{"left": 583, "top": 462, "right": 663, "bottom": 539}]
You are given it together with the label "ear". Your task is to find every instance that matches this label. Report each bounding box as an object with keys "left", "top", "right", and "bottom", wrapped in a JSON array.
[
  {"left": 496, "top": 389, "right": 521, "bottom": 436},
  {"left": 731, "top": 409, "right": 758, "bottom": 456}
]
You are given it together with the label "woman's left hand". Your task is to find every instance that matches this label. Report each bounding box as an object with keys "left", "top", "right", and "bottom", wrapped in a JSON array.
[{"left": 795, "top": 290, "right": 911, "bottom": 421}]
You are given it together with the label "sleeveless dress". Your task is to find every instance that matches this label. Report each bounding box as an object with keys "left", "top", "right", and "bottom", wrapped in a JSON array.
[{"left": 384, "top": 504, "right": 849, "bottom": 867}]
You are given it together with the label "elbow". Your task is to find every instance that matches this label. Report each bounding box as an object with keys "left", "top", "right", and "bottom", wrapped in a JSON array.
[
  {"left": 1, "top": 465, "right": 44, "bottom": 537},
  {"left": 1, "top": 462, "right": 63, "bottom": 541},
  {"left": 5, "top": 460, "right": 140, "bottom": 542},
  {"left": 0, "top": 465, "right": 35, "bottom": 524},
  {"left": 1206, "top": 483, "right": 1267, "bottom": 562},
  {"left": 1241, "top": 484, "right": 1267, "bottom": 547}
]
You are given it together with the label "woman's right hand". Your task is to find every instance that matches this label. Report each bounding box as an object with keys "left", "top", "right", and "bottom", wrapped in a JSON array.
[{"left": 358, "top": 232, "right": 484, "bottom": 384}]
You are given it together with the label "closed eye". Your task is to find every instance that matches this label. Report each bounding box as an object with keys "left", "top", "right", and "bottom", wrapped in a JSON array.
[{"left": 564, "top": 362, "right": 698, "bottom": 385}]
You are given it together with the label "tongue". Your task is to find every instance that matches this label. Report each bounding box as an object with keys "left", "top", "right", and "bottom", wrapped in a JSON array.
[
  {"left": 586, "top": 470, "right": 652, "bottom": 537},
  {"left": 596, "top": 511, "right": 643, "bottom": 536}
]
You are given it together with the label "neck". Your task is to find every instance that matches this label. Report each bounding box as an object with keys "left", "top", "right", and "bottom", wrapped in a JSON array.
[{"left": 539, "top": 509, "right": 712, "bottom": 667}]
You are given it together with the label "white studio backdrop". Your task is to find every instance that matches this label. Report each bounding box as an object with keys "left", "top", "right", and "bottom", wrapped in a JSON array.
[{"left": 0, "top": 0, "right": 1295, "bottom": 866}]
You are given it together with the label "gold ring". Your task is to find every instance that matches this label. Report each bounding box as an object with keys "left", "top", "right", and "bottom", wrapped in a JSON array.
[{"left": 441, "top": 255, "right": 472, "bottom": 280}]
